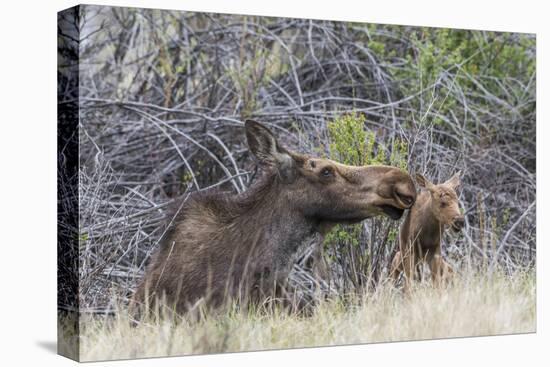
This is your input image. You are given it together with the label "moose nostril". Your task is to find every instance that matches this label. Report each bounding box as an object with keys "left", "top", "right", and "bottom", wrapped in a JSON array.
[{"left": 396, "top": 192, "right": 414, "bottom": 206}]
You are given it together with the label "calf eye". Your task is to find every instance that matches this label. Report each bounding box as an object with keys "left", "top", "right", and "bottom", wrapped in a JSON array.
[
  {"left": 320, "top": 167, "right": 333, "bottom": 178},
  {"left": 440, "top": 202, "right": 447, "bottom": 208},
  {"left": 310, "top": 161, "right": 316, "bottom": 168}
]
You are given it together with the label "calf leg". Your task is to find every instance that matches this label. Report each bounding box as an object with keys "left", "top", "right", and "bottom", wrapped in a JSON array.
[
  {"left": 401, "top": 245, "right": 415, "bottom": 294},
  {"left": 390, "top": 251, "right": 403, "bottom": 284},
  {"left": 429, "top": 253, "right": 443, "bottom": 288},
  {"left": 440, "top": 258, "right": 454, "bottom": 283}
]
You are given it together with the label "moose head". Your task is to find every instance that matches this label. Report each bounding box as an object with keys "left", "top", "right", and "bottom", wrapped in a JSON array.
[
  {"left": 415, "top": 171, "right": 465, "bottom": 232},
  {"left": 245, "top": 120, "right": 416, "bottom": 225}
]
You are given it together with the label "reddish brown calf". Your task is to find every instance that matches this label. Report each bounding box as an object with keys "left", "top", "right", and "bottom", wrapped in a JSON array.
[{"left": 391, "top": 172, "right": 464, "bottom": 292}]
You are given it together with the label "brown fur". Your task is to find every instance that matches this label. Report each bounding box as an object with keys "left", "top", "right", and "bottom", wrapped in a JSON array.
[
  {"left": 131, "top": 120, "right": 417, "bottom": 315},
  {"left": 391, "top": 172, "right": 464, "bottom": 292}
]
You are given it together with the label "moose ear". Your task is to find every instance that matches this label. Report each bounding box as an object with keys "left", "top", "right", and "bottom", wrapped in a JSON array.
[
  {"left": 415, "top": 173, "right": 434, "bottom": 191},
  {"left": 444, "top": 171, "right": 461, "bottom": 189},
  {"left": 245, "top": 120, "right": 295, "bottom": 182}
]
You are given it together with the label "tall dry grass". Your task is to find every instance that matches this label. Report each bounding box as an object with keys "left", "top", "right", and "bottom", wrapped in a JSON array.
[{"left": 70, "top": 270, "right": 535, "bottom": 362}]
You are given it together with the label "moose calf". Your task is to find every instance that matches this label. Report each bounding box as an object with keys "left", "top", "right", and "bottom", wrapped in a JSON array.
[
  {"left": 132, "top": 120, "right": 417, "bottom": 315},
  {"left": 391, "top": 172, "right": 464, "bottom": 292}
]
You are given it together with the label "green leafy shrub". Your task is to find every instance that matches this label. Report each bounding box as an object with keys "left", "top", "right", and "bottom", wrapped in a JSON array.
[{"left": 322, "top": 113, "right": 409, "bottom": 290}]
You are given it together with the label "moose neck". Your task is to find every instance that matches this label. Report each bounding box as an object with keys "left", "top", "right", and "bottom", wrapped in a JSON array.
[{"left": 232, "top": 171, "right": 317, "bottom": 264}]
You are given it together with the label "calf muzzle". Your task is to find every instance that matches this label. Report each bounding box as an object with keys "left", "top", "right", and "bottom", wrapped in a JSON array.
[{"left": 451, "top": 216, "right": 465, "bottom": 232}]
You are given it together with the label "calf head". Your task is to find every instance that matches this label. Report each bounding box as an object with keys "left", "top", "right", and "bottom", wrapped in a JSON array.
[
  {"left": 245, "top": 120, "right": 416, "bottom": 225},
  {"left": 415, "top": 172, "right": 465, "bottom": 231}
]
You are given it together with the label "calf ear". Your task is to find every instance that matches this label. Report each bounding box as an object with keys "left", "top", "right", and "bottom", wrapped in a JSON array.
[
  {"left": 444, "top": 171, "right": 461, "bottom": 189},
  {"left": 415, "top": 173, "right": 434, "bottom": 191},
  {"left": 245, "top": 120, "right": 296, "bottom": 182}
]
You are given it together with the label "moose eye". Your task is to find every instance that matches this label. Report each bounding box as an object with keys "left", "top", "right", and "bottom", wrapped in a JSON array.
[{"left": 320, "top": 167, "right": 333, "bottom": 178}]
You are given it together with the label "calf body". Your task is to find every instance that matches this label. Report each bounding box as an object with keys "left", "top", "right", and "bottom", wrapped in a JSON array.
[
  {"left": 132, "top": 120, "right": 416, "bottom": 315},
  {"left": 391, "top": 172, "right": 464, "bottom": 292}
]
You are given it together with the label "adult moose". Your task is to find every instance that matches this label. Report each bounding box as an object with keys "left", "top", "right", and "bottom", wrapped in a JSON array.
[
  {"left": 132, "top": 120, "right": 416, "bottom": 315},
  {"left": 391, "top": 172, "right": 464, "bottom": 293}
]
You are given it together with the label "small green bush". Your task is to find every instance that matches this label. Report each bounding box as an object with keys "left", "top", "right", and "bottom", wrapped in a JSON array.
[{"left": 322, "top": 113, "right": 408, "bottom": 289}]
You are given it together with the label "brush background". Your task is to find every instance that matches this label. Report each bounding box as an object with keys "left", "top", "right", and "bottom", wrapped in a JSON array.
[
  {"left": 1, "top": 1, "right": 548, "bottom": 367},
  {"left": 67, "top": 4, "right": 535, "bottom": 313}
]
